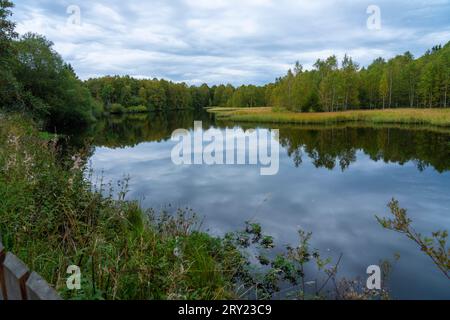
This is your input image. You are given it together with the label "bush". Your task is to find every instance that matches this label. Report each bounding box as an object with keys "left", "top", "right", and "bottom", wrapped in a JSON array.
[
  {"left": 110, "top": 103, "right": 125, "bottom": 114},
  {"left": 125, "top": 105, "right": 148, "bottom": 114},
  {"left": 91, "top": 99, "right": 105, "bottom": 118}
]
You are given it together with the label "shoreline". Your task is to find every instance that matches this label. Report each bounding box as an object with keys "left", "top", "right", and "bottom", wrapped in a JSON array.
[{"left": 207, "top": 107, "right": 450, "bottom": 128}]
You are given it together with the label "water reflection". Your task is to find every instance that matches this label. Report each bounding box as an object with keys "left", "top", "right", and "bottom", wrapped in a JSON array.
[
  {"left": 277, "top": 125, "right": 450, "bottom": 173},
  {"left": 78, "top": 112, "right": 450, "bottom": 173},
  {"left": 75, "top": 111, "right": 215, "bottom": 149},
  {"left": 78, "top": 111, "right": 450, "bottom": 299}
]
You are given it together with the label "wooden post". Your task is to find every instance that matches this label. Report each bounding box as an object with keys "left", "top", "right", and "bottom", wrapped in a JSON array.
[
  {"left": 26, "top": 272, "right": 62, "bottom": 300},
  {"left": 3, "top": 253, "right": 30, "bottom": 300},
  {"left": 0, "top": 239, "right": 6, "bottom": 300}
]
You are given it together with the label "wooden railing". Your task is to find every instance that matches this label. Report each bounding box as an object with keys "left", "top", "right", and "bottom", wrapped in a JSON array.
[{"left": 0, "top": 236, "right": 62, "bottom": 300}]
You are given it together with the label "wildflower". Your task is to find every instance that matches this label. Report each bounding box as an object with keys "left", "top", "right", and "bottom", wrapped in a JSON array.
[{"left": 71, "top": 154, "right": 83, "bottom": 171}]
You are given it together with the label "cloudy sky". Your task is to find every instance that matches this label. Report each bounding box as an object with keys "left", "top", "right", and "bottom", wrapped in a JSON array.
[{"left": 12, "top": 0, "right": 450, "bottom": 86}]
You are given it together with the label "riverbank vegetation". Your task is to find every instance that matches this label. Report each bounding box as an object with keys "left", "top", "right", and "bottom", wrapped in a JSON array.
[
  {"left": 0, "top": 115, "right": 245, "bottom": 299},
  {"left": 209, "top": 107, "right": 450, "bottom": 127},
  {"left": 377, "top": 200, "right": 449, "bottom": 280}
]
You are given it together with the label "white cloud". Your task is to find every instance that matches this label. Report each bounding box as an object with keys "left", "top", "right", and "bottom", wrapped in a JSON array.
[{"left": 12, "top": 0, "right": 450, "bottom": 85}]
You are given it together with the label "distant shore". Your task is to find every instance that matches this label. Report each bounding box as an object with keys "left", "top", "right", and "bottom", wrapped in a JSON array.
[{"left": 207, "top": 107, "right": 450, "bottom": 127}]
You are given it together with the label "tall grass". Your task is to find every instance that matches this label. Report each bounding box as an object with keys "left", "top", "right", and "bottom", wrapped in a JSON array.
[
  {"left": 0, "top": 115, "right": 244, "bottom": 300},
  {"left": 208, "top": 107, "right": 450, "bottom": 127}
]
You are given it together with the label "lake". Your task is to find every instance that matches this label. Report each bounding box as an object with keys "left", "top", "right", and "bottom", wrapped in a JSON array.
[{"left": 78, "top": 111, "right": 450, "bottom": 299}]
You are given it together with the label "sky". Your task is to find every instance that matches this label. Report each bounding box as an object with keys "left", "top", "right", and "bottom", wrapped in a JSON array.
[{"left": 12, "top": 0, "right": 450, "bottom": 86}]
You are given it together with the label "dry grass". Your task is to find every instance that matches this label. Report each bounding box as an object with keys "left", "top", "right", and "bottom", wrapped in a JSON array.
[{"left": 208, "top": 107, "right": 450, "bottom": 127}]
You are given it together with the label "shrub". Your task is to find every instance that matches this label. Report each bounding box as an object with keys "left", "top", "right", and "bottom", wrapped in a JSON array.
[
  {"left": 110, "top": 103, "right": 125, "bottom": 114},
  {"left": 91, "top": 99, "right": 105, "bottom": 118},
  {"left": 125, "top": 105, "right": 148, "bottom": 113}
]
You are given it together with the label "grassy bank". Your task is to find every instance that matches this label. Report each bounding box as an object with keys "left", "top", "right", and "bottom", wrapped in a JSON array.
[
  {"left": 208, "top": 107, "right": 450, "bottom": 127},
  {"left": 0, "top": 116, "right": 249, "bottom": 300}
]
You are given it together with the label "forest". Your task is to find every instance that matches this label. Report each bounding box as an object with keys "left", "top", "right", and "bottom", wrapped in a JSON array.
[
  {"left": 83, "top": 42, "right": 450, "bottom": 112},
  {"left": 87, "top": 44, "right": 450, "bottom": 114},
  {"left": 270, "top": 47, "right": 450, "bottom": 112},
  {"left": 1, "top": 0, "right": 449, "bottom": 131}
]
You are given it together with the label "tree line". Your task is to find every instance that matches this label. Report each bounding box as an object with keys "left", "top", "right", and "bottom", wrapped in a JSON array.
[
  {"left": 85, "top": 77, "right": 270, "bottom": 112},
  {"left": 86, "top": 76, "right": 208, "bottom": 112},
  {"left": 85, "top": 43, "right": 450, "bottom": 114},
  {"left": 270, "top": 45, "right": 450, "bottom": 112},
  {"left": 1, "top": 0, "right": 449, "bottom": 131}
]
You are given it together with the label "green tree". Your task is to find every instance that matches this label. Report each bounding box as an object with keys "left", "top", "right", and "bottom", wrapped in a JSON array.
[
  {"left": 419, "top": 61, "right": 438, "bottom": 108},
  {"left": 360, "top": 57, "right": 385, "bottom": 109},
  {"left": 339, "top": 54, "right": 360, "bottom": 110},
  {"left": 15, "top": 33, "right": 96, "bottom": 126},
  {"left": 316, "top": 56, "right": 338, "bottom": 112},
  {"left": 0, "top": 0, "right": 20, "bottom": 110},
  {"left": 379, "top": 71, "right": 389, "bottom": 109}
]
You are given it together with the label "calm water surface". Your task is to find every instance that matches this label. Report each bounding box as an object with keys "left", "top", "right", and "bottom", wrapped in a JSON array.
[{"left": 80, "top": 111, "right": 450, "bottom": 299}]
